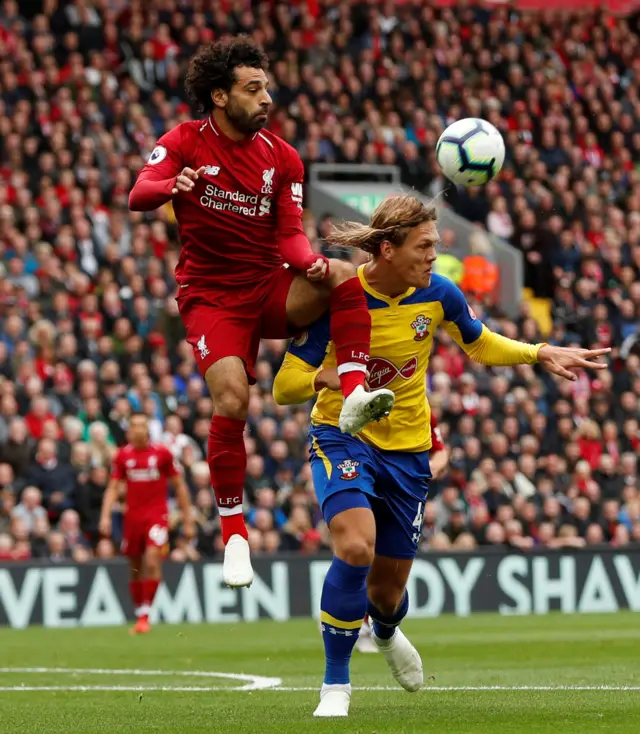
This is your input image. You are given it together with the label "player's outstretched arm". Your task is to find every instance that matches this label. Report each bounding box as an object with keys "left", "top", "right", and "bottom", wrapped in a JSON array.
[
  {"left": 439, "top": 279, "right": 610, "bottom": 380},
  {"left": 447, "top": 322, "right": 610, "bottom": 379}
]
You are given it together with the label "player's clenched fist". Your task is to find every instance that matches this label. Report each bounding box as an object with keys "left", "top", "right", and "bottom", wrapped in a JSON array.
[
  {"left": 172, "top": 166, "right": 206, "bottom": 195},
  {"left": 306, "top": 257, "right": 329, "bottom": 282}
]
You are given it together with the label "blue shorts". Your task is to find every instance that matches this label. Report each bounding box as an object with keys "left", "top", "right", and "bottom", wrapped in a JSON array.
[{"left": 309, "top": 425, "right": 432, "bottom": 559}]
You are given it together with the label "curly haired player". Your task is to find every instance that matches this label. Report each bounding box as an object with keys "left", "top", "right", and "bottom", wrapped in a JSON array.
[
  {"left": 274, "top": 194, "right": 610, "bottom": 717},
  {"left": 129, "top": 36, "right": 394, "bottom": 588}
]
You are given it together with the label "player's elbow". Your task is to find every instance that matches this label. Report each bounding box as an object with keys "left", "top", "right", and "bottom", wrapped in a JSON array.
[
  {"left": 272, "top": 375, "right": 294, "bottom": 406},
  {"left": 467, "top": 347, "right": 491, "bottom": 365},
  {"left": 128, "top": 187, "right": 147, "bottom": 212},
  {"left": 272, "top": 370, "right": 307, "bottom": 406}
]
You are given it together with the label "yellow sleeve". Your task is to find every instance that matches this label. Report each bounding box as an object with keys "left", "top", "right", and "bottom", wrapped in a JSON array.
[
  {"left": 273, "top": 352, "right": 322, "bottom": 405},
  {"left": 443, "top": 323, "right": 542, "bottom": 366}
]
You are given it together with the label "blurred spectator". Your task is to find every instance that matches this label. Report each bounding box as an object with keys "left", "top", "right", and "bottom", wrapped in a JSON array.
[
  {"left": 47, "top": 531, "right": 70, "bottom": 562},
  {"left": 11, "top": 486, "right": 47, "bottom": 532},
  {"left": 24, "top": 439, "right": 76, "bottom": 516},
  {"left": 75, "top": 464, "right": 109, "bottom": 541}
]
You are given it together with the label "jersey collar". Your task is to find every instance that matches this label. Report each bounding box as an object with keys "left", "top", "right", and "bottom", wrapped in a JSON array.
[
  {"left": 206, "top": 115, "right": 259, "bottom": 148},
  {"left": 358, "top": 265, "right": 415, "bottom": 305}
]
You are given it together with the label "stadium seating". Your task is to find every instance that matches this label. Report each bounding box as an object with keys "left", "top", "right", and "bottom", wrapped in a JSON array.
[{"left": 0, "top": 1, "right": 639, "bottom": 561}]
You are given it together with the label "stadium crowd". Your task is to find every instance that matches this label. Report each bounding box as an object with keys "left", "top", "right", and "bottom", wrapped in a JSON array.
[{"left": 0, "top": 0, "right": 640, "bottom": 562}]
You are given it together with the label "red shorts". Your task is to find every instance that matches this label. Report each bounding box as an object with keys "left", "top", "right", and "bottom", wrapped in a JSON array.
[
  {"left": 176, "top": 266, "right": 296, "bottom": 382},
  {"left": 121, "top": 514, "right": 169, "bottom": 558}
]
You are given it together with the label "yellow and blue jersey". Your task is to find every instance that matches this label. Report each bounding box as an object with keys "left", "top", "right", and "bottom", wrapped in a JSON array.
[{"left": 273, "top": 266, "right": 541, "bottom": 453}]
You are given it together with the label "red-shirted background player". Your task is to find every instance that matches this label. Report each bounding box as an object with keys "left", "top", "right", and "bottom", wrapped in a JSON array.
[
  {"left": 128, "top": 35, "right": 394, "bottom": 588},
  {"left": 99, "top": 413, "right": 195, "bottom": 635}
]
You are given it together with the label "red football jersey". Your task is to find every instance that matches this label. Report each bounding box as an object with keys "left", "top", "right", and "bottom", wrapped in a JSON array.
[
  {"left": 134, "top": 117, "right": 306, "bottom": 289},
  {"left": 111, "top": 443, "right": 179, "bottom": 518}
]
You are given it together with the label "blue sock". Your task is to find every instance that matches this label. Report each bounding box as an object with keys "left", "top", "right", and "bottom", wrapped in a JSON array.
[
  {"left": 320, "top": 556, "right": 370, "bottom": 685},
  {"left": 368, "top": 590, "right": 409, "bottom": 640}
]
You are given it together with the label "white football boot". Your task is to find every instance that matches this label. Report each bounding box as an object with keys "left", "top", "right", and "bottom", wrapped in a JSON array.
[
  {"left": 338, "top": 384, "right": 395, "bottom": 435},
  {"left": 355, "top": 618, "right": 378, "bottom": 654},
  {"left": 222, "top": 534, "right": 254, "bottom": 588},
  {"left": 372, "top": 628, "right": 423, "bottom": 692},
  {"left": 313, "top": 683, "right": 352, "bottom": 717}
]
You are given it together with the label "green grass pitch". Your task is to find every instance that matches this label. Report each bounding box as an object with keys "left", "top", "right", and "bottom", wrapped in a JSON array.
[{"left": 0, "top": 612, "right": 639, "bottom": 733}]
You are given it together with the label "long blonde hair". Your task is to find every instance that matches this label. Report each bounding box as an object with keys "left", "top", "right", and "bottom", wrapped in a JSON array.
[{"left": 329, "top": 194, "right": 437, "bottom": 255}]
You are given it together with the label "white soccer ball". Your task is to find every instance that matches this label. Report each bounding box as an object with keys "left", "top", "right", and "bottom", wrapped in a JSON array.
[{"left": 436, "top": 118, "right": 505, "bottom": 187}]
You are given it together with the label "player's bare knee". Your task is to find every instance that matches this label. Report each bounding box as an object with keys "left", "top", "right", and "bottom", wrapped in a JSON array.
[
  {"left": 143, "top": 552, "right": 162, "bottom": 579},
  {"left": 214, "top": 389, "right": 249, "bottom": 419},
  {"left": 205, "top": 358, "right": 250, "bottom": 419},
  {"left": 206, "top": 376, "right": 249, "bottom": 419},
  {"left": 368, "top": 583, "right": 405, "bottom": 617},
  {"left": 326, "top": 258, "right": 357, "bottom": 288},
  {"left": 336, "top": 535, "right": 375, "bottom": 567}
]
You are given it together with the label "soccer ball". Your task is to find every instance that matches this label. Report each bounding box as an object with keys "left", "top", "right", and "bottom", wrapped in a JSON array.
[{"left": 436, "top": 118, "right": 505, "bottom": 187}]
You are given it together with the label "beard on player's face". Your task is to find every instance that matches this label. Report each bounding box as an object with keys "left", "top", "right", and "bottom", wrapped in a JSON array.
[{"left": 224, "top": 96, "right": 269, "bottom": 135}]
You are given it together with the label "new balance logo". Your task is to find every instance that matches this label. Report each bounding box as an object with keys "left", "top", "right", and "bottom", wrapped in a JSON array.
[
  {"left": 197, "top": 335, "right": 210, "bottom": 359},
  {"left": 290, "top": 182, "right": 303, "bottom": 210},
  {"left": 204, "top": 165, "right": 220, "bottom": 176}
]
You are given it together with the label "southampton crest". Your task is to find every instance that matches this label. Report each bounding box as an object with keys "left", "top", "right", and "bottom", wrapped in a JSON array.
[
  {"left": 411, "top": 314, "right": 432, "bottom": 342},
  {"left": 337, "top": 459, "right": 360, "bottom": 481}
]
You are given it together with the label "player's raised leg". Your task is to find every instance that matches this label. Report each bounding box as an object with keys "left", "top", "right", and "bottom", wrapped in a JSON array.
[
  {"left": 204, "top": 356, "right": 254, "bottom": 588},
  {"left": 282, "top": 261, "right": 395, "bottom": 435}
]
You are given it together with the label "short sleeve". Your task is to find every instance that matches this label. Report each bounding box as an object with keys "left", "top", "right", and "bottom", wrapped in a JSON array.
[
  {"left": 439, "top": 277, "right": 483, "bottom": 344},
  {"left": 111, "top": 450, "right": 125, "bottom": 480},
  {"left": 138, "top": 125, "right": 186, "bottom": 180}
]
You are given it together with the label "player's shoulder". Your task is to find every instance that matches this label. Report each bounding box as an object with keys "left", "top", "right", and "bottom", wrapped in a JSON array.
[
  {"left": 428, "top": 273, "right": 462, "bottom": 302},
  {"left": 114, "top": 443, "right": 131, "bottom": 460},
  {"left": 258, "top": 129, "right": 301, "bottom": 163},
  {"left": 397, "top": 273, "right": 460, "bottom": 308},
  {"left": 159, "top": 120, "right": 202, "bottom": 145},
  {"left": 150, "top": 442, "right": 171, "bottom": 458}
]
